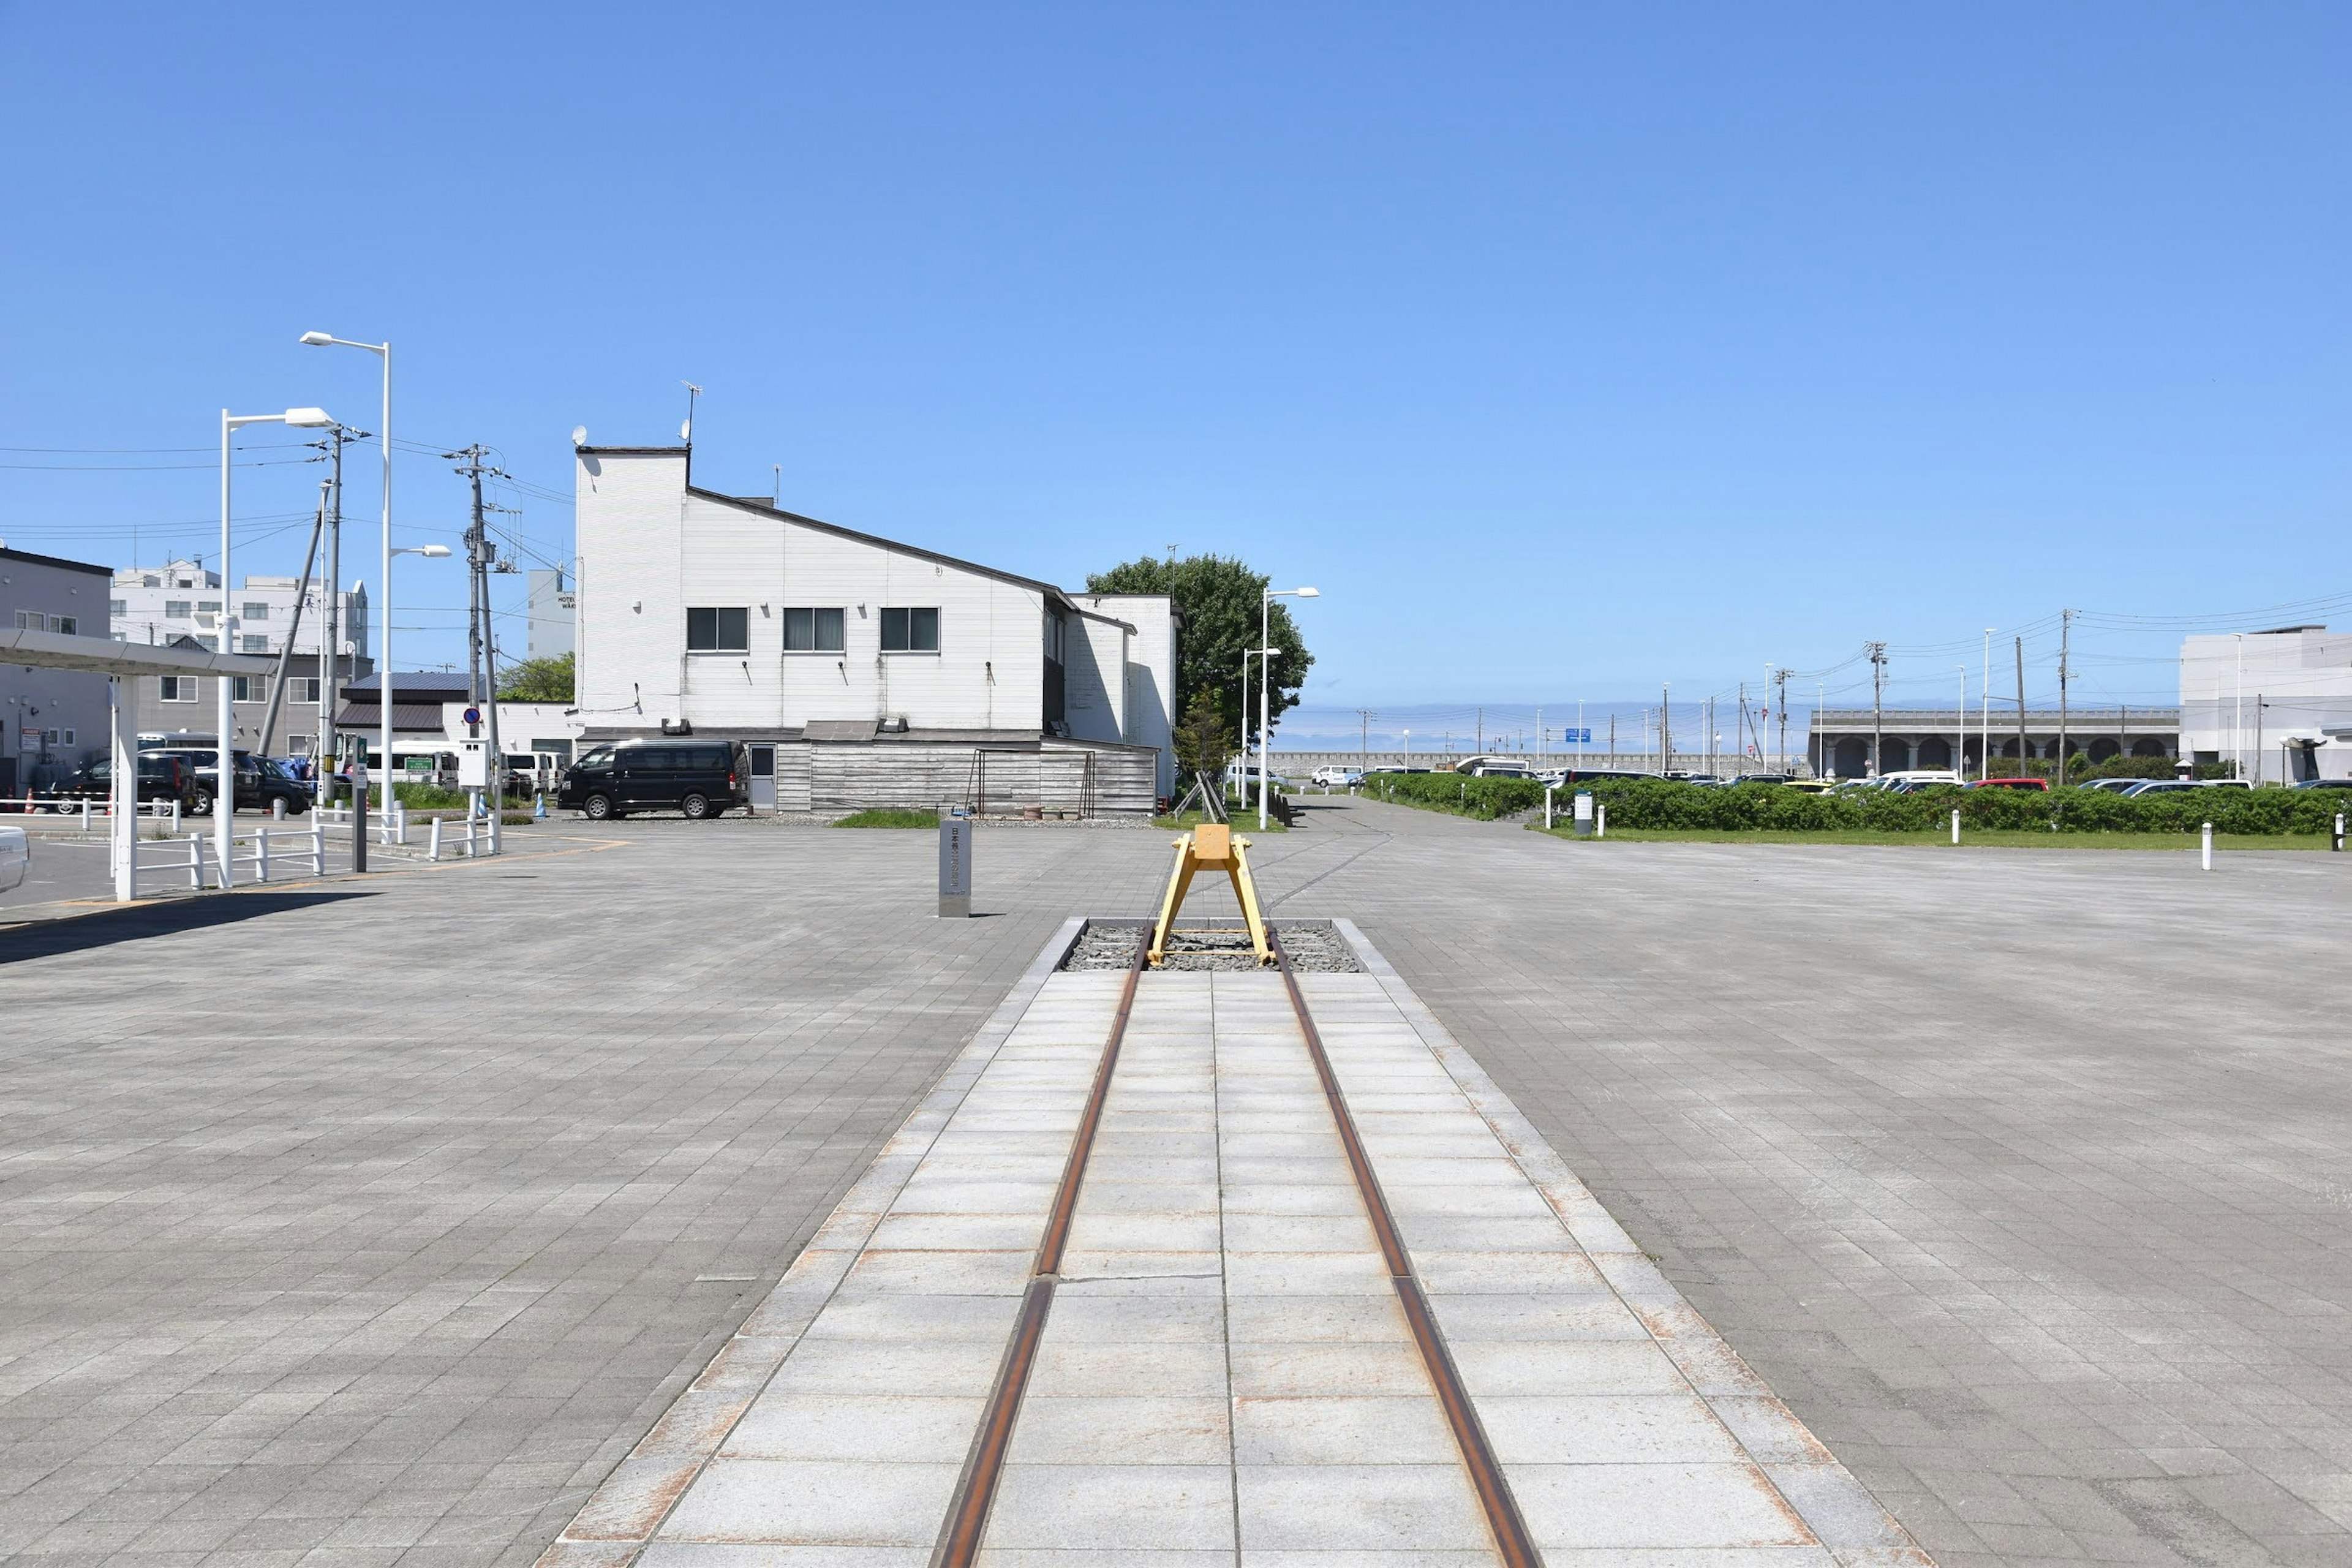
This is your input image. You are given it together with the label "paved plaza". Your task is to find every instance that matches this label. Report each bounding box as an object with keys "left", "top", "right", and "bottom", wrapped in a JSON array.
[{"left": 3, "top": 802, "right": 2348, "bottom": 1565}]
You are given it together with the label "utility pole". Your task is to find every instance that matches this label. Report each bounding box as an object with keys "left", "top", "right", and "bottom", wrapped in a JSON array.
[
  {"left": 1476, "top": 706, "right": 1483, "bottom": 756},
  {"left": 1774, "top": 668, "right": 1789, "bottom": 775},
  {"left": 2056, "top": 609, "right": 2073, "bottom": 786},
  {"left": 1737, "top": 682, "right": 1748, "bottom": 767},
  {"left": 257, "top": 484, "right": 328, "bottom": 755},
  {"left": 1660, "top": 683, "right": 1672, "bottom": 774},
  {"left": 1356, "top": 709, "right": 1372, "bottom": 775},
  {"left": 1866, "top": 641, "right": 1888, "bottom": 777},
  {"left": 2014, "top": 635, "right": 2028, "bottom": 778},
  {"left": 450, "top": 445, "right": 507, "bottom": 818}
]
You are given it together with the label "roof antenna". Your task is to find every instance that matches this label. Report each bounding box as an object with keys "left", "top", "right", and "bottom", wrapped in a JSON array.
[
  {"left": 773, "top": 463, "right": 782, "bottom": 507},
  {"left": 680, "top": 380, "right": 703, "bottom": 443}
]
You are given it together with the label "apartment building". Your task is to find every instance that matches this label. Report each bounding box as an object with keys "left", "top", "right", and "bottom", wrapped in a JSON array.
[{"left": 0, "top": 544, "right": 113, "bottom": 793}]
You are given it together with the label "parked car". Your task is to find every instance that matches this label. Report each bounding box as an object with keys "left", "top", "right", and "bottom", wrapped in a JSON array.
[
  {"left": 2123, "top": 778, "right": 2250, "bottom": 796},
  {"left": 559, "top": 738, "right": 750, "bottom": 820},
  {"left": 1308, "top": 766, "right": 1363, "bottom": 788},
  {"left": 1729, "top": 772, "right": 1793, "bottom": 786},
  {"left": 1363, "top": 765, "right": 1434, "bottom": 775},
  {"left": 1969, "top": 777, "right": 2050, "bottom": 791},
  {"left": 48, "top": 753, "right": 196, "bottom": 810},
  {"left": 2291, "top": 778, "right": 2352, "bottom": 790},
  {"left": 0, "top": 824, "right": 26, "bottom": 892},
  {"left": 143, "top": 748, "right": 312, "bottom": 816},
  {"left": 1539, "top": 767, "right": 1651, "bottom": 786},
  {"left": 1781, "top": 778, "right": 1839, "bottom": 794},
  {"left": 2081, "top": 778, "right": 2146, "bottom": 794},
  {"left": 1464, "top": 761, "right": 1534, "bottom": 778}
]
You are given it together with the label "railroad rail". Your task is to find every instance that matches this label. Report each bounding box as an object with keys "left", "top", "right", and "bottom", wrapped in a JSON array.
[{"left": 933, "top": 921, "right": 1540, "bottom": 1566}]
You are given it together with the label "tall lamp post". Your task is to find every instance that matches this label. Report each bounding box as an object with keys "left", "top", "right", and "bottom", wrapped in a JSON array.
[
  {"left": 1259, "top": 586, "right": 1319, "bottom": 829},
  {"left": 220, "top": 406, "right": 336, "bottom": 886},
  {"left": 300, "top": 331, "right": 391, "bottom": 809},
  {"left": 379, "top": 545, "right": 453, "bottom": 794}
]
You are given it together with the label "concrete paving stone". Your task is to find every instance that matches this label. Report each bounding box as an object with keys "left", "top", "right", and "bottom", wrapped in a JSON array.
[
  {"left": 1230, "top": 1393, "right": 1461, "bottom": 1465},
  {"left": 1476, "top": 1392, "right": 1751, "bottom": 1464},
  {"left": 655, "top": 1457, "right": 959, "bottom": 1546},
  {"left": 1222, "top": 1295, "right": 1414, "bottom": 1344},
  {"left": 1027, "top": 1341, "right": 1229, "bottom": 1399},
  {"left": 723, "top": 1394, "right": 986, "bottom": 1463},
  {"left": 1233, "top": 1462, "right": 1494, "bottom": 1550},
  {"left": 1003, "top": 1395, "right": 1231, "bottom": 1464},
  {"left": 1226, "top": 1340, "right": 1436, "bottom": 1398},
  {"left": 1224, "top": 1250, "right": 1394, "bottom": 1296},
  {"left": 979, "top": 1463, "right": 1235, "bottom": 1550},
  {"left": 1509, "top": 1461, "right": 1822, "bottom": 1550},
  {"left": 797, "top": 1292, "right": 1025, "bottom": 1343}
]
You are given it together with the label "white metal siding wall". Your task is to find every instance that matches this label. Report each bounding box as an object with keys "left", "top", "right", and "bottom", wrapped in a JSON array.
[
  {"left": 1062, "top": 616, "right": 1128, "bottom": 742},
  {"left": 576, "top": 452, "right": 689, "bottom": 721},
  {"left": 1076, "top": 593, "right": 1176, "bottom": 794}
]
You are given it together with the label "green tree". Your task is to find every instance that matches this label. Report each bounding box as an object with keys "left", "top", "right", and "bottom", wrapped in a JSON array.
[
  {"left": 1085, "top": 554, "right": 1314, "bottom": 749},
  {"left": 497, "top": 651, "right": 574, "bottom": 703},
  {"left": 1171, "top": 688, "right": 1231, "bottom": 783}
]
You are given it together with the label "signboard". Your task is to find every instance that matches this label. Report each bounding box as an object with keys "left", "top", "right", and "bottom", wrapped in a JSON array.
[
  {"left": 1564, "top": 728, "right": 1593, "bottom": 744},
  {"left": 938, "top": 818, "right": 972, "bottom": 918},
  {"left": 456, "top": 741, "right": 489, "bottom": 788},
  {"left": 462, "top": 706, "right": 483, "bottom": 726},
  {"left": 1573, "top": 789, "right": 1596, "bottom": 837}
]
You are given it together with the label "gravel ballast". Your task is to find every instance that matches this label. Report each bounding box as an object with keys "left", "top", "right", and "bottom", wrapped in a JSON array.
[{"left": 1061, "top": 919, "right": 1359, "bottom": 973}]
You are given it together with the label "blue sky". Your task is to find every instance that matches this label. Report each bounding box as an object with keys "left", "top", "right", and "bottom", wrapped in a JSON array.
[{"left": 3, "top": 2, "right": 2345, "bottom": 747}]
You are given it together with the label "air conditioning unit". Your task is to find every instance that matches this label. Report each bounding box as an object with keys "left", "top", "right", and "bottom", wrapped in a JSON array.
[{"left": 660, "top": 717, "right": 693, "bottom": 736}]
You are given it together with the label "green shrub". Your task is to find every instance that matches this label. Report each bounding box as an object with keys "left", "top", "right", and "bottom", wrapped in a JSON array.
[
  {"left": 1364, "top": 772, "right": 1547, "bottom": 820},
  {"left": 1567, "top": 778, "right": 2352, "bottom": 835},
  {"left": 834, "top": 809, "right": 940, "bottom": 828}
]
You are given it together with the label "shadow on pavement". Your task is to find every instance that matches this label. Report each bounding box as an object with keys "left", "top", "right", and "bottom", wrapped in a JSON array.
[{"left": 0, "top": 891, "right": 375, "bottom": 965}]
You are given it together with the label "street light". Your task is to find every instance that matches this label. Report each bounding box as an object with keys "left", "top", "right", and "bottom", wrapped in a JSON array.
[
  {"left": 218, "top": 406, "right": 335, "bottom": 886},
  {"left": 375, "top": 544, "right": 452, "bottom": 793},
  {"left": 1259, "top": 586, "right": 1319, "bottom": 829},
  {"left": 301, "top": 330, "right": 392, "bottom": 810}
]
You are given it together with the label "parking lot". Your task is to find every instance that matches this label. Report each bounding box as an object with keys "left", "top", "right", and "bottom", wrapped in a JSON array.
[{"left": 3, "top": 802, "right": 2348, "bottom": 1566}]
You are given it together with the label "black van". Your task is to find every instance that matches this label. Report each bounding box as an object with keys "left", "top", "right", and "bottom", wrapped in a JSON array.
[{"left": 559, "top": 739, "right": 749, "bottom": 820}]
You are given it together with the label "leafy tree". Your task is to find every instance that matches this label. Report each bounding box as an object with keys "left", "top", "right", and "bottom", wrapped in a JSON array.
[
  {"left": 1085, "top": 554, "right": 1314, "bottom": 749},
  {"left": 497, "top": 651, "right": 574, "bottom": 703},
  {"left": 1171, "top": 689, "right": 1231, "bottom": 783}
]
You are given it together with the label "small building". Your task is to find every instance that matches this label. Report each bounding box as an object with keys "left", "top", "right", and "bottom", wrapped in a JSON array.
[
  {"left": 526, "top": 568, "right": 575, "bottom": 661},
  {"left": 1807, "top": 707, "right": 2177, "bottom": 778},
  {"left": 337, "top": 671, "right": 475, "bottom": 777},
  {"left": 112, "top": 559, "right": 368, "bottom": 662},
  {"left": 573, "top": 443, "right": 1177, "bottom": 814},
  {"left": 2179, "top": 625, "right": 2352, "bottom": 782},
  {"left": 0, "top": 544, "right": 113, "bottom": 794}
]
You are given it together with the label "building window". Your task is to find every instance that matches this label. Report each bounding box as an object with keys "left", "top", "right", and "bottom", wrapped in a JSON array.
[
  {"left": 196, "top": 635, "right": 218, "bottom": 652},
  {"left": 198, "top": 600, "right": 221, "bottom": 613},
  {"left": 233, "top": 676, "right": 256, "bottom": 703},
  {"left": 109, "top": 599, "right": 126, "bottom": 616},
  {"left": 287, "top": 734, "right": 312, "bottom": 756},
  {"left": 881, "top": 606, "right": 941, "bottom": 653},
  {"left": 782, "top": 606, "right": 846, "bottom": 652},
  {"left": 10, "top": 611, "right": 32, "bottom": 630},
  {"left": 165, "top": 600, "right": 193, "bottom": 617},
  {"left": 287, "top": 677, "right": 321, "bottom": 704},
  {"left": 243, "top": 602, "right": 270, "bottom": 620},
  {"left": 686, "top": 606, "right": 748, "bottom": 652},
  {"left": 52, "top": 615, "right": 76, "bottom": 635},
  {"left": 160, "top": 676, "right": 196, "bottom": 703},
  {"left": 241, "top": 635, "right": 268, "bottom": 654},
  {"left": 61, "top": 728, "right": 75, "bottom": 746}
]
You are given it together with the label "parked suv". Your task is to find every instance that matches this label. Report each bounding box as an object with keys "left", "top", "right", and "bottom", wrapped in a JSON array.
[
  {"left": 1308, "top": 766, "right": 1362, "bottom": 788},
  {"left": 144, "top": 748, "right": 312, "bottom": 815},
  {"left": 50, "top": 753, "right": 197, "bottom": 810},
  {"left": 559, "top": 739, "right": 749, "bottom": 820}
]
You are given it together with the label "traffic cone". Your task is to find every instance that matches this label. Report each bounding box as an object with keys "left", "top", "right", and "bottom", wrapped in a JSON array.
[{"left": 533, "top": 792, "right": 547, "bottom": 820}]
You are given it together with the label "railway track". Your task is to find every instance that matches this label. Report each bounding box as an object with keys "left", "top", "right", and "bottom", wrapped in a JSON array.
[{"left": 934, "top": 924, "right": 1539, "bottom": 1566}]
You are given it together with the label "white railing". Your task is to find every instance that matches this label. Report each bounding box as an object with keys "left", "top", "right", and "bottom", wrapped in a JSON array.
[
  {"left": 425, "top": 808, "right": 502, "bottom": 861},
  {"left": 126, "top": 822, "right": 330, "bottom": 894}
]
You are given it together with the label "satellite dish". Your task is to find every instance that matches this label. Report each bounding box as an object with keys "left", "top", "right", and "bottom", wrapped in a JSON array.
[
  {"left": 680, "top": 419, "right": 692, "bottom": 443},
  {"left": 570, "top": 425, "right": 587, "bottom": 448}
]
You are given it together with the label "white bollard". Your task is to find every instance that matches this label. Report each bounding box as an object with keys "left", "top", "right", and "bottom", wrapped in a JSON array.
[
  {"left": 2335, "top": 812, "right": 2345, "bottom": 853},
  {"left": 1544, "top": 786, "right": 1555, "bottom": 830},
  {"left": 2201, "top": 821, "right": 2213, "bottom": 871},
  {"left": 187, "top": 834, "right": 205, "bottom": 891},
  {"left": 488, "top": 810, "right": 501, "bottom": 856},
  {"left": 171, "top": 799, "right": 183, "bottom": 834},
  {"left": 429, "top": 816, "right": 443, "bottom": 862},
  {"left": 1596, "top": 804, "right": 1607, "bottom": 839},
  {"left": 80, "top": 800, "right": 91, "bottom": 833},
  {"left": 1951, "top": 808, "right": 1961, "bottom": 845},
  {"left": 312, "top": 817, "right": 326, "bottom": 875},
  {"left": 271, "top": 797, "right": 286, "bottom": 821},
  {"left": 256, "top": 829, "right": 270, "bottom": 883}
]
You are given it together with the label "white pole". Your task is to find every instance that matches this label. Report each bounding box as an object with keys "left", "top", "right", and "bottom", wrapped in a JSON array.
[
  {"left": 110, "top": 676, "right": 136, "bottom": 901},
  {"left": 1596, "top": 802, "right": 1607, "bottom": 838},
  {"left": 257, "top": 827, "right": 270, "bottom": 883},
  {"left": 380, "top": 345, "right": 394, "bottom": 818},
  {"left": 311, "top": 815, "right": 325, "bottom": 875},
  {"left": 1951, "top": 807, "right": 1960, "bottom": 845},
  {"left": 1956, "top": 665, "right": 1967, "bottom": 780},
  {"left": 2201, "top": 820, "right": 2213, "bottom": 870},
  {"left": 1258, "top": 590, "right": 1270, "bottom": 831},
  {"left": 2233, "top": 633, "right": 2244, "bottom": 780},
  {"left": 429, "top": 815, "right": 442, "bottom": 862},
  {"left": 217, "top": 410, "right": 236, "bottom": 888},
  {"left": 1981, "top": 628, "right": 1993, "bottom": 782},
  {"left": 1544, "top": 785, "right": 1555, "bottom": 830}
]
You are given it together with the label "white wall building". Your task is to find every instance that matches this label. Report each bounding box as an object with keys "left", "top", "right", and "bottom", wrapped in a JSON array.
[
  {"left": 1, "top": 544, "right": 113, "bottom": 793},
  {"left": 2180, "top": 625, "right": 2352, "bottom": 782},
  {"left": 574, "top": 444, "right": 1176, "bottom": 813},
  {"left": 112, "top": 559, "right": 368, "bottom": 661}
]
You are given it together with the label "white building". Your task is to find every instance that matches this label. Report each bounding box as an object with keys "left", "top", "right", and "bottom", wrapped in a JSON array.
[
  {"left": 575, "top": 443, "right": 1176, "bottom": 814},
  {"left": 111, "top": 559, "right": 368, "bottom": 661},
  {"left": 1, "top": 544, "right": 113, "bottom": 793},
  {"left": 2180, "top": 625, "right": 2352, "bottom": 782},
  {"left": 526, "top": 568, "right": 575, "bottom": 661}
]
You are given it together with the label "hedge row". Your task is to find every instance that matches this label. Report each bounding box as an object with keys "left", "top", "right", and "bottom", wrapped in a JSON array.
[{"left": 1364, "top": 772, "right": 2352, "bottom": 835}]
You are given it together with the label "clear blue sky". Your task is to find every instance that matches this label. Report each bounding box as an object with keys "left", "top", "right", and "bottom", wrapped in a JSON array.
[{"left": 3, "top": 3, "right": 2345, "bottom": 745}]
